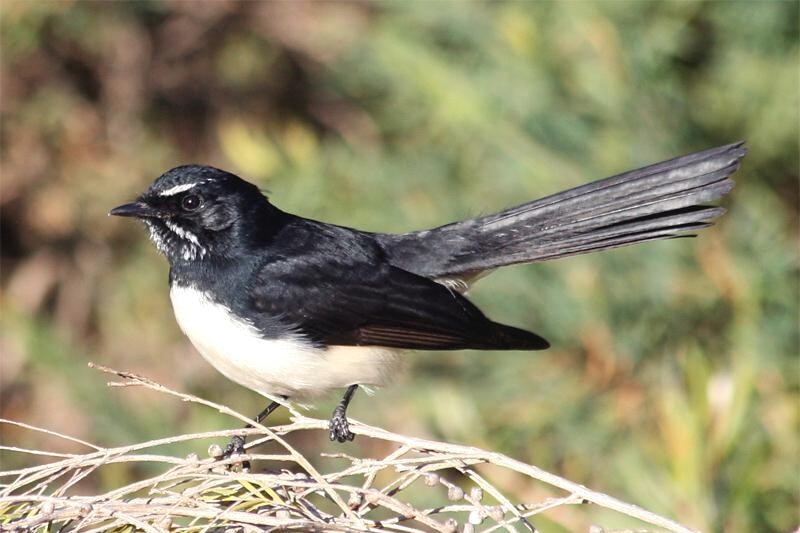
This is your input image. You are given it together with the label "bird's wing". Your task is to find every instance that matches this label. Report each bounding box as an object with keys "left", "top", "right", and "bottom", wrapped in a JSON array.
[{"left": 247, "top": 256, "right": 548, "bottom": 351}]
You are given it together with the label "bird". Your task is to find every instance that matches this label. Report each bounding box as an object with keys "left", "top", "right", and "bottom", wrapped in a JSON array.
[{"left": 110, "top": 141, "right": 746, "bottom": 457}]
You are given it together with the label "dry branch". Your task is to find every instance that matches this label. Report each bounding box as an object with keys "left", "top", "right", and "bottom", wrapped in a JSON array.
[{"left": 0, "top": 364, "right": 701, "bottom": 533}]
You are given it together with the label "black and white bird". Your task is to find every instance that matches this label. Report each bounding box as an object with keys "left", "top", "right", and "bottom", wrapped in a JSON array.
[{"left": 110, "top": 142, "right": 746, "bottom": 453}]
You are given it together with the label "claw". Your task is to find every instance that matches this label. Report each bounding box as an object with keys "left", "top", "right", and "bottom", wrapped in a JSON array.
[
  {"left": 329, "top": 384, "right": 359, "bottom": 442},
  {"left": 329, "top": 410, "right": 355, "bottom": 442},
  {"left": 215, "top": 399, "right": 283, "bottom": 471},
  {"left": 222, "top": 435, "right": 246, "bottom": 458},
  {"left": 220, "top": 435, "right": 250, "bottom": 470}
]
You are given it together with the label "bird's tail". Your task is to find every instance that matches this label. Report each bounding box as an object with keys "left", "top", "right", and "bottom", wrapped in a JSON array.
[{"left": 382, "top": 142, "right": 746, "bottom": 280}]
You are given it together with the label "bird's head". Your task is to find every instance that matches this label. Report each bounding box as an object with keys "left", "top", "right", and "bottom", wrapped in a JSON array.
[{"left": 110, "top": 165, "right": 274, "bottom": 263}]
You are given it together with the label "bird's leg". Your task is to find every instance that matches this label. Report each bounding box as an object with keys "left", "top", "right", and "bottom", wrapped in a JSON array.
[
  {"left": 222, "top": 398, "right": 285, "bottom": 465},
  {"left": 329, "top": 384, "right": 359, "bottom": 443}
]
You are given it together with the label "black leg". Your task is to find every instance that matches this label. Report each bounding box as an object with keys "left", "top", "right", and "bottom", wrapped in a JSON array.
[
  {"left": 329, "top": 384, "right": 359, "bottom": 443},
  {"left": 221, "top": 398, "right": 285, "bottom": 466},
  {"left": 254, "top": 399, "right": 283, "bottom": 425}
]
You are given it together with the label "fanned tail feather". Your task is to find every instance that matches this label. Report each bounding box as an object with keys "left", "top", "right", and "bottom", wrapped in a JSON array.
[{"left": 381, "top": 142, "right": 746, "bottom": 280}]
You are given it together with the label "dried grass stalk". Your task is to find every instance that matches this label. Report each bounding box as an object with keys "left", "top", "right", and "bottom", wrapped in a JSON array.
[{"left": 0, "top": 364, "right": 700, "bottom": 533}]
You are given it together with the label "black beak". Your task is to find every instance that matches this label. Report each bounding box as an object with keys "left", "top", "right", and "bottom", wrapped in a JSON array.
[{"left": 109, "top": 201, "right": 162, "bottom": 219}]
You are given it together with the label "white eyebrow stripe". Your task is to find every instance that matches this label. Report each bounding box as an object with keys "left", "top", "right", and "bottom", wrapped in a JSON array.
[{"left": 158, "top": 183, "right": 197, "bottom": 196}]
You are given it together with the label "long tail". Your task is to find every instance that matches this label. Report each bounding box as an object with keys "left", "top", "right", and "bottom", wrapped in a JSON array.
[{"left": 380, "top": 142, "right": 746, "bottom": 281}]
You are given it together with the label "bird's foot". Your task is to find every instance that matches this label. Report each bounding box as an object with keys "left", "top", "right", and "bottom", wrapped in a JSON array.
[
  {"left": 329, "top": 408, "right": 355, "bottom": 443},
  {"left": 222, "top": 435, "right": 246, "bottom": 458},
  {"left": 220, "top": 435, "right": 250, "bottom": 470}
]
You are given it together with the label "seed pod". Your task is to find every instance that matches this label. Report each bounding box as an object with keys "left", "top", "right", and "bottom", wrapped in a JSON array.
[
  {"left": 488, "top": 506, "right": 504, "bottom": 522},
  {"left": 424, "top": 473, "right": 439, "bottom": 486},
  {"left": 348, "top": 492, "right": 363, "bottom": 508},
  {"left": 468, "top": 509, "right": 483, "bottom": 525},
  {"left": 208, "top": 444, "right": 223, "bottom": 459},
  {"left": 447, "top": 485, "right": 464, "bottom": 501},
  {"left": 469, "top": 487, "right": 483, "bottom": 502}
]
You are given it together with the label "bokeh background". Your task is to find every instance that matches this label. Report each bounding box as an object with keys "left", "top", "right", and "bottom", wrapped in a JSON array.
[{"left": 1, "top": 1, "right": 797, "bottom": 532}]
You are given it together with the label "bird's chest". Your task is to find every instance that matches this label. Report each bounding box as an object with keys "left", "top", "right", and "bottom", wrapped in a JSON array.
[{"left": 168, "top": 284, "right": 400, "bottom": 399}]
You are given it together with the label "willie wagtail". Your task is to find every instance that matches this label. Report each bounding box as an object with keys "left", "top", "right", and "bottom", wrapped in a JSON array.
[{"left": 110, "top": 142, "right": 746, "bottom": 456}]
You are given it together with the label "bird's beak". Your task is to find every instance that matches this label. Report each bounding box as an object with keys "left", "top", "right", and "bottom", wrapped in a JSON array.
[{"left": 109, "top": 201, "right": 162, "bottom": 219}]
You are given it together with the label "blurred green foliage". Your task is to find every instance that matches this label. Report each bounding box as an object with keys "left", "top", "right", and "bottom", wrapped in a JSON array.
[{"left": 1, "top": 1, "right": 797, "bottom": 532}]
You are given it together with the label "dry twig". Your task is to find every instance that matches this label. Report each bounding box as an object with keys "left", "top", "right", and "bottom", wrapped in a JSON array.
[{"left": 0, "top": 364, "right": 701, "bottom": 533}]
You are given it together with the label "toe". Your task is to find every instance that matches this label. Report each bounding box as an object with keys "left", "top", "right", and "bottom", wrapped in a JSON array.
[
  {"left": 329, "top": 417, "right": 354, "bottom": 443},
  {"left": 221, "top": 435, "right": 246, "bottom": 459}
]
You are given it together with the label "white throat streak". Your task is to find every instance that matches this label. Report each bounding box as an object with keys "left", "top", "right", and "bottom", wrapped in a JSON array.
[{"left": 164, "top": 221, "right": 206, "bottom": 260}]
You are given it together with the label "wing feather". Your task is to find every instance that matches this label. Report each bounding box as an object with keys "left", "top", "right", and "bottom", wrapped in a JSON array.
[{"left": 249, "top": 252, "right": 547, "bottom": 351}]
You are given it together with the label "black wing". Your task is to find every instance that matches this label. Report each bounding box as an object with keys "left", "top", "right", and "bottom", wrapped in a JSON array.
[{"left": 247, "top": 235, "right": 548, "bottom": 351}]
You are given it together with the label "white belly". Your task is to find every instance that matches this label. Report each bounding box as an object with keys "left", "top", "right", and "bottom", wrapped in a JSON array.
[{"left": 169, "top": 285, "right": 401, "bottom": 400}]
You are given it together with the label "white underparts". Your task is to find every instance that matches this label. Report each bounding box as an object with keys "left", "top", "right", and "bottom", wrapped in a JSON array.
[{"left": 169, "top": 285, "right": 402, "bottom": 400}]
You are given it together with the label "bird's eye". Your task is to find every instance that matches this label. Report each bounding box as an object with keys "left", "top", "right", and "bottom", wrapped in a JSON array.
[{"left": 181, "top": 194, "right": 201, "bottom": 211}]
